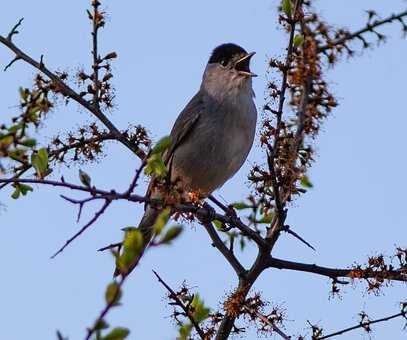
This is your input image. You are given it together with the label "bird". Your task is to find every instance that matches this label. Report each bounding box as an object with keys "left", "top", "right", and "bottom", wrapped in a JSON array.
[{"left": 116, "top": 43, "right": 257, "bottom": 276}]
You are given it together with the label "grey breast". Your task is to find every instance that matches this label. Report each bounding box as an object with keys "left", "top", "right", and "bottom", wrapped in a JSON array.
[{"left": 170, "top": 90, "right": 257, "bottom": 196}]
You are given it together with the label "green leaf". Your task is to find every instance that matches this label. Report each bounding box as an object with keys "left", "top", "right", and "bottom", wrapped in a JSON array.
[
  {"left": 293, "top": 34, "right": 304, "bottom": 47},
  {"left": 79, "top": 169, "right": 92, "bottom": 187},
  {"left": 19, "top": 184, "right": 33, "bottom": 196},
  {"left": 105, "top": 282, "right": 121, "bottom": 305},
  {"left": 117, "top": 229, "right": 144, "bottom": 274},
  {"left": 21, "top": 138, "right": 37, "bottom": 147},
  {"left": 144, "top": 153, "right": 167, "bottom": 179},
  {"left": 213, "top": 219, "right": 223, "bottom": 230},
  {"left": 191, "top": 294, "right": 210, "bottom": 323},
  {"left": 102, "top": 327, "right": 130, "bottom": 340},
  {"left": 31, "top": 148, "right": 49, "bottom": 178},
  {"left": 151, "top": 135, "right": 171, "bottom": 155},
  {"left": 257, "top": 213, "right": 273, "bottom": 224},
  {"left": 158, "top": 225, "right": 183, "bottom": 244},
  {"left": 0, "top": 135, "right": 13, "bottom": 147},
  {"left": 232, "top": 202, "right": 251, "bottom": 210},
  {"left": 179, "top": 323, "right": 193, "bottom": 340},
  {"left": 281, "top": 0, "right": 292, "bottom": 18},
  {"left": 11, "top": 187, "right": 20, "bottom": 199},
  {"left": 94, "top": 319, "right": 109, "bottom": 330},
  {"left": 153, "top": 208, "right": 171, "bottom": 235},
  {"left": 300, "top": 175, "right": 313, "bottom": 188}
]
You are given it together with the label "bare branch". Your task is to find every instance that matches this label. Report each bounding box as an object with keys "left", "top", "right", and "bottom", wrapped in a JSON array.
[
  {"left": 202, "top": 221, "right": 246, "bottom": 278},
  {"left": 316, "top": 305, "right": 407, "bottom": 339},
  {"left": 0, "top": 31, "right": 146, "bottom": 159},
  {"left": 318, "top": 10, "right": 407, "bottom": 52},
  {"left": 152, "top": 270, "right": 206, "bottom": 340},
  {"left": 267, "top": 257, "right": 407, "bottom": 283},
  {"left": 6, "top": 18, "right": 24, "bottom": 41},
  {"left": 51, "top": 199, "right": 111, "bottom": 258}
]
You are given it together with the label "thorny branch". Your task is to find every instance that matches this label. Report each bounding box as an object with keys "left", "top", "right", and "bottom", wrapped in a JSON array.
[
  {"left": 0, "top": 21, "right": 146, "bottom": 159},
  {"left": 315, "top": 304, "right": 407, "bottom": 339},
  {"left": 153, "top": 270, "right": 207, "bottom": 340}
]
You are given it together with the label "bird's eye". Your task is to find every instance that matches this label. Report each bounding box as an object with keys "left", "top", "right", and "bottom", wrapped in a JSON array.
[{"left": 220, "top": 59, "right": 228, "bottom": 67}]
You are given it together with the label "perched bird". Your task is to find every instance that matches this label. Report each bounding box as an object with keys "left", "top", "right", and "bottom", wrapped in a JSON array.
[{"left": 116, "top": 43, "right": 257, "bottom": 276}]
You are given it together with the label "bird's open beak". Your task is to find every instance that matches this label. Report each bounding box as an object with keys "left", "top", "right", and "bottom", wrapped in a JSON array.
[{"left": 235, "top": 52, "right": 257, "bottom": 77}]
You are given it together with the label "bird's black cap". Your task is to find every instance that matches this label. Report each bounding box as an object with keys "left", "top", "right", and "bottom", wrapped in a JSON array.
[{"left": 209, "top": 43, "right": 247, "bottom": 64}]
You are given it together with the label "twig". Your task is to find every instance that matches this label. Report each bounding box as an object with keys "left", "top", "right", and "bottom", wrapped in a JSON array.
[
  {"left": 283, "top": 226, "right": 316, "bottom": 251},
  {"left": 266, "top": 257, "right": 407, "bottom": 282},
  {"left": 152, "top": 270, "right": 206, "bottom": 340},
  {"left": 318, "top": 10, "right": 407, "bottom": 52},
  {"left": 0, "top": 20, "right": 146, "bottom": 159},
  {"left": 50, "top": 199, "right": 111, "bottom": 258},
  {"left": 316, "top": 307, "right": 407, "bottom": 339},
  {"left": 91, "top": 0, "right": 101, "bottom": 108},
  {"left": 243, "top": 305, "right": 291, "bottom": 340},
  {"left": 97, "top": 242, "right": 122, "bottom": 252},
  {"left": 84, "top": 276, "right": 127, "bottom": 340},
  {"left": 6, "top": 17, "right": 24, "bottom": 41},
  {"left": 202, "top": 221, "right": 246, "bottom": 278}
]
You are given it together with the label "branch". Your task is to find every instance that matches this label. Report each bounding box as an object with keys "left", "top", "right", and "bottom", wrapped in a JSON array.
[
  {"left": 267, "top": 257, "right": 407, "bottom": 282},
  {"left": 152, "top": 270, "right": 207, "bottom": 340},
  {"left": 242, "top": 305, "right": 291, "bottom": 340},
  {"left": 91, "top": 0, "right": 101, "bottom": 108},
  {"left": 0, "top": 20, "right": 146, "bottom": 159},
  {"left": 318, "top": 9, "right": 407, "bottom": 52},
  {"left": 51, "top": 199, "right": 111, "bottom": 258},
  {"left": 316, "top": 305, "right": 407, "bottom": 339},
  {"left": 202, "top": 221, "right": 246, "bottom": 278}
]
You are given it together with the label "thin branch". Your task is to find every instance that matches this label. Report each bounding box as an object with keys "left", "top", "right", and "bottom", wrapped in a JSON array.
[
  {"left": 318, "top": 10, "right": 407, "bottom": 52},
  {"left": 267, "top": 257, "right": 407, "bottom": 282},
  {"left": 242, "top": 305, "right": 291, "bottom": 340},
  {"left": 0, "top": 21, "right": 146, "bottom": 159},
  {"left": 6, "top": 17, "right": 24, "bottom": 41},
  {"left": 3, "top": 56, "right": 21, "bottom": 71},
  {"left": 283, "top": 226, "right": 316, "bottom": 251},
  {"left": 97, "top": 242, "right": 122, "bottom": 252},
  {"left": 84, "top": 276, "right": 127, "bottom": 340},
  {"left": 152, "top": 270, "right": 206, "bottom": 340},
  {"left": 202, "top": 221, "right": 246, "bottom": 278},
  {"left": 91, "top": 0, "right": 101, "bottom": 109},
  {"left": 317, "top": 307, "right": 407, "bottom": 339},
  {"left": 51, "top": 199, "right": 111, "bottom": 258}
]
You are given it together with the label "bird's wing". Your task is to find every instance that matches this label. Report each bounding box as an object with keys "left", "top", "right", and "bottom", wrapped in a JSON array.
[{"left": 163, "top": 92, "right": 203, "bottom": 166}]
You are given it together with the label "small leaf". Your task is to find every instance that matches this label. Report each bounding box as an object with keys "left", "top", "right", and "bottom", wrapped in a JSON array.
[
  {"left": 31, "top": 148, "right": 49, "bottom": 178},
  {"left": 105, "top": 282, "right": 121, "bottom": 305},
  {"left": 145, "top": 153, "right": 167, "bottom": 179},
  {"left": 179, "top": 323, "right": 193, "bottom": 340},
  {"left": 158, "top": 225, "right": 183, "bottom": 244},
  {"left": 232, "top": 202, "right": 251, "bottom": 210},
  {"left": 94, "top": 319, "right": 109, "bottom": 331},
  {"left": 300, "top": 175, "right": 313, "bottom": 188},
  {"left": 258, "top": 213, "right": 273, "bottom": 224},
  {"left": 79, "top": 169, "right": 92, "bottom": 187},
  {"left": 293, "top": 34, "right": 304, "bottom": 47},
  {"left": 153, "top": 208, "right": 171, "bottom": 235},
  {"left": 19, "top": 184, "right": 33, "bottom": 196},
  {"left": 151, "top": 135, "right": 171, "bottom": 155},
  {"left": 213, "top": 220, "right": 223, "bottom": 230},
  {"left": 102, "top": 327, "right": 130, "bottom": 340},
  {"left": 117, "top": 229, "right": 144, "bottom": 274},
  {"left": 191, "top": 294, "right": 210, "bottom": 323},
  {"left": 11, "top": 187, "right": 20, "bottom": 199},
  {"left": 282, "top": 0, "right": 292, "bottom": 18},
  {"left": 21, "top": 138, "right": 37, "bottom": 147}
]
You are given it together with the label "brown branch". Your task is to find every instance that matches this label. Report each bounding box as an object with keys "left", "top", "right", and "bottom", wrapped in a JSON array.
[
  {"left": 267, "top": 257, "right": 407, "bottom": 282},
  {"left": 91, "top": 0, "right": 101, "bottom": 108},
  {"left": 152, "top": 270, "right": 207, "bottom": 340},
  {"left": 84, "top": 276, "right": 127, "bottom": 340},
  {"left": 242, "top": 305, "right": 291, "bottom": 340},
  {"left": 202, "top": 221, "right": 246, "bottom": 278},
  {"left": 316, "top": 306, "right": 407, "bottom": 339},
  {"left": 318, "top": 9, "right": 407, "bottom": 52},
  {"left": 51, "top": 199, "right": 111, "bottom": 258},
  {"left": 0, "top": 21, "right": 146, "bottom": 159}
]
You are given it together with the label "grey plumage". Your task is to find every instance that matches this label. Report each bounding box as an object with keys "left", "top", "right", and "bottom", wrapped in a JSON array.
[{"left": 116, "top": 43, "right": 257, "bottom": 276}]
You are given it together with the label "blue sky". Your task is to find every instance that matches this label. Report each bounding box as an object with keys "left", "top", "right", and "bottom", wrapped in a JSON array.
[{"left": 0, "top": 1, "right": 406, "bottom": 339}]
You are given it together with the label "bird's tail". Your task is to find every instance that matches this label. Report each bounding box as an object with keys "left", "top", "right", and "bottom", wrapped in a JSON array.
[{"left": 113, "top": 204, "right": 160, "bottom": 277}]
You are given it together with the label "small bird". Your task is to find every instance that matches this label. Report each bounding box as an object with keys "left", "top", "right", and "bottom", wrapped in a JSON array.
[{"left": 117, "top": 43, "right": 257, "bottom": 276}]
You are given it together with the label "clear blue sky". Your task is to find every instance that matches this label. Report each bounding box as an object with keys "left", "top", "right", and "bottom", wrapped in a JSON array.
[{"left": 1, "top": 1, "right": 406, "bottom": 339}]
